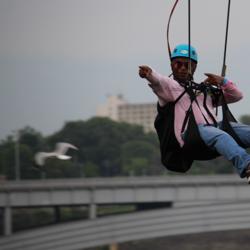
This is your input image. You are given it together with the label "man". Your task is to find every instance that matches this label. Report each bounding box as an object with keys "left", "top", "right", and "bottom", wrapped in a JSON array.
[{"left": 139, "top": 44, "right": 250, "bottom": 183}]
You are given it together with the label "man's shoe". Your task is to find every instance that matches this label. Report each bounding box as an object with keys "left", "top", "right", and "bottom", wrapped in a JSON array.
[{"left": 245, "top": 165, "right": 250, "bottom": 184}]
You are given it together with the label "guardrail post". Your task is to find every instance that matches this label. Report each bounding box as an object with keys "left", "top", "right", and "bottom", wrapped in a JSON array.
[
  {"left": 89, "top": 203, "right": 96, "bottom": 219},
  {"left": 3, "top": 206, "right": 12, "bottom": 236},
  {"left": 89, "top": 187, "right": 97, "bottom": 219}
]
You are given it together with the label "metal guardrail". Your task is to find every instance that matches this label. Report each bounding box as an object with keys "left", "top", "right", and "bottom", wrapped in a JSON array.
[
  {"left": 0, "top": 175, "right": 247, "bottom": 208},
  {"left": 1, "top": 201, "right": 250, "bottom": 250},
  {"left": 0, "top": 175, "right": 244, "bottom": 191}
]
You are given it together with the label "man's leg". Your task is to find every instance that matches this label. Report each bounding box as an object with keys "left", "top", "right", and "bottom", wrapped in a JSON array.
[
  {"left": 198, "top": 124, "right": 250, "bottom": 178},
  {"left": 228, "top": 122, "right": 250, "bottom": 147}
]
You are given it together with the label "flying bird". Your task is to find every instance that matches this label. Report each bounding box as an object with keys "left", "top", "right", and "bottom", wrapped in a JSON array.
[{"left": 34, "top": 142, "right": 78, "bottom": 166}]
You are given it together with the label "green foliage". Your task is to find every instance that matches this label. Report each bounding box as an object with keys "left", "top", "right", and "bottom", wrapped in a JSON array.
[
  {"left": 188, "top": 157, "right": 234, "bottom": 175},
  {"left": 240, "top": 115, "right": 250, "bottom": 125},
  {"left": 12, "top": 207, "right": 89, "bottom": 232},
  {"left": 83, "top": 161, "right": 99, "bottom": 177},
  {"left": 12, "top": 208, "right": 55, "bottom": 232},
  {"left": 46, "top": 117, "right": 161, "bottom": 177},
  {"left": 121, "top": 140, "right": 160, "bottom": 175},
  {"left": 0, "top": 117, "right": 162, "bottom": 179},
  {"left": 123, "top": 157, "right": 149, "bottom": 176},
  {"left": 0, "top": 142, "right": 15, "bottom": 178},
  {"left": 40, "top": 159, "right": 77, "bottom": 178}
]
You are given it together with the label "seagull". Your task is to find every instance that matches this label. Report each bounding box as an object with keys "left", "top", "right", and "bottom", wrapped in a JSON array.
[{"left": 34, "top": 142, "right": 78, "bottom": 166}]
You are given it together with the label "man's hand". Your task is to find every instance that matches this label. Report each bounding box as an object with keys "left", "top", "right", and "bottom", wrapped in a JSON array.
[
  {"left": 139, "top": 65, "right": 152, "bottom": 79},
  {"left": 204, "top": 73, "right": 224, "bottom": 86}
]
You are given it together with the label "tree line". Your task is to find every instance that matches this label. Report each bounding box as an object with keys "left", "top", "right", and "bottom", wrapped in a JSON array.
[
  {"left": 1, "top": 115, "right": 250, "bottom": 180},
  {"left": 0, "top": 117, "right": 163, "bottom": 180}
]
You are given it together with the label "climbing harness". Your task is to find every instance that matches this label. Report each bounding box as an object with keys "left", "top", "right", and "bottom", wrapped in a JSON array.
[
  {"left": 155, "top": 0, "right": 245, "bottom": 173},
  {"left": 155, "top": 80, "right": 246, "bottom": 173}
]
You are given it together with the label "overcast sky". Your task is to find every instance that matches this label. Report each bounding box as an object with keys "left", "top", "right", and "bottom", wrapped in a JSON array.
[{"left": 0, "top": 0, "right": 250, "bottom": 140}]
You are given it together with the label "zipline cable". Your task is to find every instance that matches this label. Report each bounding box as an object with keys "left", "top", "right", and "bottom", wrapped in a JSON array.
[
  {"left": 221, "top": 0, "right": 231, "bottom": 77},
  {"left": 188, "top": 0, "right": 192, "bottom": 77}
]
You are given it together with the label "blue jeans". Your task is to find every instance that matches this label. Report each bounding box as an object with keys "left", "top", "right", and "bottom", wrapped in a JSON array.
[{"left": 198, "top": 122, "right": 250, "bottom": 178}]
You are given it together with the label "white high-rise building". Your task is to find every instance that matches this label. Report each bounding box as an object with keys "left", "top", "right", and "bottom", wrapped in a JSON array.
[
  {"left": 96, "top": 94, "right": 127, "bottom": 121},
  {"left": 96, "top": 95, "right": 157, "bottom": 132}
]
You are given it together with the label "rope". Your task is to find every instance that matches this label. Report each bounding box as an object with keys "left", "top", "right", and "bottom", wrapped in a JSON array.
[
  {"left": 221, "top": 0, "right": 231, "bottom": 77},
  {"left": 166, "top": 0, "right": 179, "bottom": 60}
]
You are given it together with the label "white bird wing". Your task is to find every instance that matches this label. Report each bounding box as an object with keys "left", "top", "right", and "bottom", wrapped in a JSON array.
[
  {"left": 34, "top": 142, "right": 77, "bottom": 166},
  {"left": 57, "top": 155, "right": 72, "bottom": 160},
  {"left": 54, "top": 142, "right": 78, "bottom": 155},
  {"left": 34, "top": 152, "right": 57, "bottom": 166}
]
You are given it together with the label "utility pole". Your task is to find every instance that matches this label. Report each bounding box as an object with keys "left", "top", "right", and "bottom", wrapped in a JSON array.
[{"left": 14, "top": 130, "right": 20, "bottom": 180}]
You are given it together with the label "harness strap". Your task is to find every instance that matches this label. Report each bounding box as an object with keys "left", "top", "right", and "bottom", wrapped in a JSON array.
[
  {"left": 186, "top": 85, "right": 211, "bottom": 124},
  {"left": 202, "top": 88, "right": 218, "bottom": 126},
  {"left": 189, "top": 82, "right": 218, "bottom": 126},
  {"left": 181, "top": 104, "right": 192, "bottom": 133},
  {"left": 174, "top": 89, "right": 187, "bottom": 104},
  {"left": 179, "top": 82, "right": 219, "bottom": 133},
  {"left": 194, "top": 97, "right": 211, "bottom": 125}
]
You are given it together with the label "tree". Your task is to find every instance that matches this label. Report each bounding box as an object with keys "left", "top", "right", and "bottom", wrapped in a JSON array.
[
  {"left": 19, "top": 127, "right": 44, "bottom": 153},
  {"left": 0, "top": 127, "right": 44, "bottom": 179},
  {"left": 123, "top": 157, "right": 149, "bottom": 176},
  {"left": 47, "top": 117, "right": 150, "bottom": 177},
  {"left": 240, "top": 115, "right": 250, "bottom": 125},
  {"left": 82, "top": 161, "right": 99, "bottom": 177},
  {"left": 121, "top": 140, "right": 161, "bottom": 176},
  {"left": 39, "top": 159, "right": 77, "bottom": 178}
]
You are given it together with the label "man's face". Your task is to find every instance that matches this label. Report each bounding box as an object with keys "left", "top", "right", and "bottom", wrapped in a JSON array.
[{"left": 171, "top": 57, "right": 197, "bottom": 83}]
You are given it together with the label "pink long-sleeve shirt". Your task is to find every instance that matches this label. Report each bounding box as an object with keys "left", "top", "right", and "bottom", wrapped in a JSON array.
[{"left": 147, "top": 70, "right": 243, "bottom": 147}]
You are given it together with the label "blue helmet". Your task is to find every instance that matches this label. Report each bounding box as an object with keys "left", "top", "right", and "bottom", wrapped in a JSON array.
[{"left": 171, "top": 44, "right": 198, "bottom": 63}]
